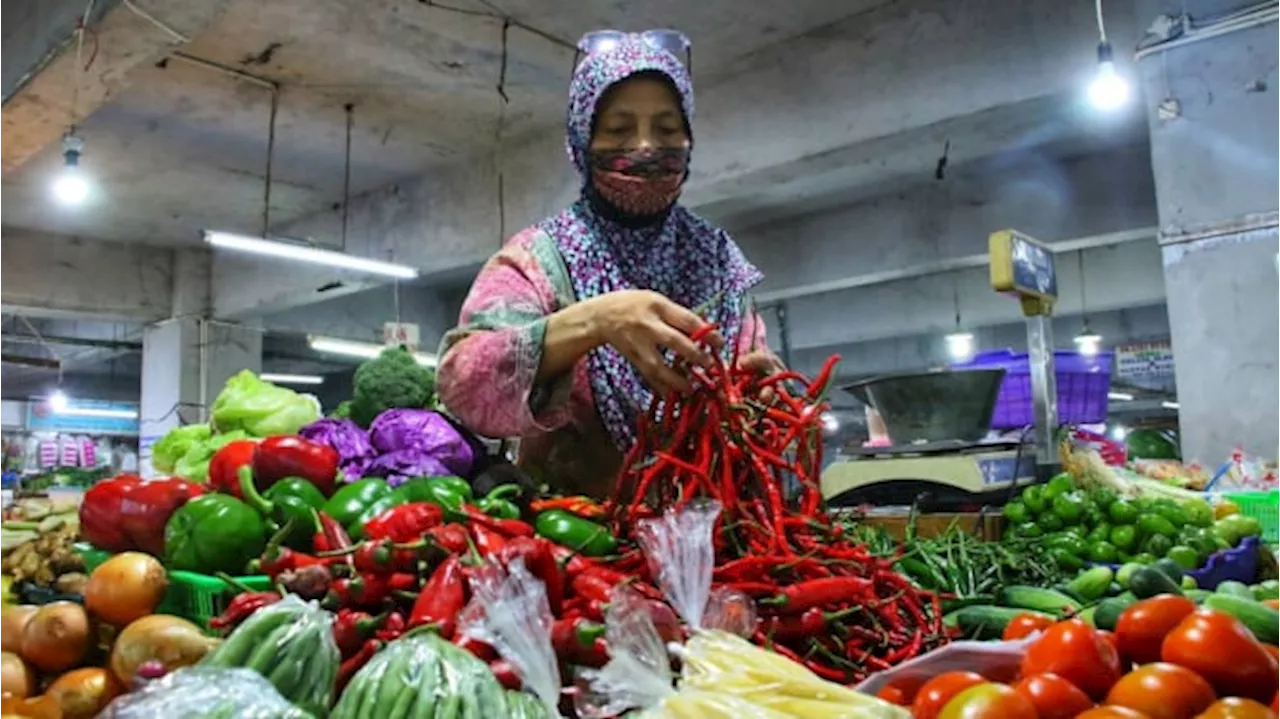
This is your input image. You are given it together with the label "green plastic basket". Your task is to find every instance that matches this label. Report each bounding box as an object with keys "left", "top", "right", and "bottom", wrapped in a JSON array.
[
  {"left": 1224, "top": 490, "right": 1279, "bottom": 544},
  {"left": 73, "top": 543, "right": 273, "bottom": 633}
]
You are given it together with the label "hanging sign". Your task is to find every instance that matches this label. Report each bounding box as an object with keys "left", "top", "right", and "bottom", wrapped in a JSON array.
[
  {"left": 989, "top": 229, "right": 1058, "bottom": 301},
  {"left": 1116, "top": 340, "right": 1176, "bottom": 390},
  {"left": 26, "top": 400, "right": 140, "bottom": 436},
  {"left": 382, "top": 322, "right": 421, "bottom": 351}
]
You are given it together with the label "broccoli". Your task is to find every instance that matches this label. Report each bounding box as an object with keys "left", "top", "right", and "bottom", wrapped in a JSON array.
[
  {"left": 330, "top": 400, "right": 354, "bottom": 419},
  {"left": 349, "top": 346, "right": 436, "bottom": 427}
]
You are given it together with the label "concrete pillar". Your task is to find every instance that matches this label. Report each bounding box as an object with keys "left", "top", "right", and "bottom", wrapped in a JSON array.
[
  {"left": 138, "top": 248, "right": 263, "bottom": 475},
  {"left": 1135, "top": 2, "right": 1279, "bottom": 461}
]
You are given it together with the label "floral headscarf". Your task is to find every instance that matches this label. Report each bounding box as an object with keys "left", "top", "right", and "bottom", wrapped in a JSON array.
[{"left": 538, "top": 35, "right": 763, "bottom": 452}]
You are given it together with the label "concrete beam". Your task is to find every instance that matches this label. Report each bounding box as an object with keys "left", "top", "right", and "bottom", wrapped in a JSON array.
[
  {"left": 210, "top": 0, "right": 1146, "bottom": 319},
  {"left": 2, "top": 0, "right": 233, "bottom": 174},
  {"left": 1, "top": 228, "right": 174, "bottom": 320}
]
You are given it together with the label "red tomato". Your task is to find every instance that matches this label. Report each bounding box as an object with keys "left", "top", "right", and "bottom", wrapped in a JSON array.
[
  {"left": 911, "top": 671, "right": 987, "bottom": 719},
  {"left": 1115, "top": 595, "right": 1197, "bottom": 665},
  {"left": 876, "top": 684, "right": 907, "bottom": 706},
  {"left": 1195, "top": 697, "right": 1278, "bottom": 719},
  {"left": 1263, "top": 644, "right": 1280, "bottom": 663},
  {"left": 1097, "top": 629, "right": 1121, "bottom": 658},
  {"left": 1272, "top": 692, "right": 1278, "bottom": 712},
  {"left": 1022, "top": 619, "right": 1124, "bottom": 700},
  {"left": 937, "top": 683, "right": 1038, "bottom": 719},
  {"left": 1103, "top": 662, "right": 1216, "bottom": 719},
  {"left": 1003, "top": 612, "right": 1055, "bottom": 641},
  {"left": 1076, "top": 708, "right": 1151, "bottom": 719},
  {"left": 1013, "top": 672, "right": 1093, "bottom": 719},
  {"left": 1161, "top": 609, "right": 1279, "bottom": 702}
]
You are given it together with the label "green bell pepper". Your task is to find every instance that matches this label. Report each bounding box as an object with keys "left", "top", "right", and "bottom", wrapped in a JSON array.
[
  {"left": 476, "top": 484, "right": 521, "bottom": 520},
  {"left": 164, "top": 493, "right": 267, "bottom": 574},
  {"left": 322, "top": 478, "right": 392, "bottom": 528},
  {"left": 535, "top": 510, "right": 617, "bottom": 556},
  {"left": 238, "top": 469, "right": 323, "bottom": 550},
  {"left": 393, "top": 477, "right": 467, "bottom": 521}
]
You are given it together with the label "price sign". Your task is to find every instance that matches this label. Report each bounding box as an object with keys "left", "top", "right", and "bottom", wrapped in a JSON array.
[
  {"left": 989, "top": 230, "right": 1058, "bottom": 302},
  {"left": 382, "top": 322, "right": 420, "bottom": 351}
]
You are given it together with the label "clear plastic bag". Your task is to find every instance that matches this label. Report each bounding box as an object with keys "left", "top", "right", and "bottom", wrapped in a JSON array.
[
  {"left": 330, "top": 630, "right": 518, "bottom": 719},
  {"left": 853, "top": 635, "right": 1038, "bottom": 697},
  {"left": 459, "top": 556, "right": 561, "bottom": 717},
  {"left": 98, "top": 667, "right": 311, "bottom": 719},
  {"left": 200, "top": 594, "right": 339, "bottom": 716}
]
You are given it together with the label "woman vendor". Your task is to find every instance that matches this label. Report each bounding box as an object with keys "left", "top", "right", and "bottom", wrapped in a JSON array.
[{"left": 437, "top": 30, "right": 779, "bottom": 497}]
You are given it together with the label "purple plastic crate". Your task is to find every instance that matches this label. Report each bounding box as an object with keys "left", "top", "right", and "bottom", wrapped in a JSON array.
[{"left": 953, "top": 349, "right": 1112, "bottom": 429}]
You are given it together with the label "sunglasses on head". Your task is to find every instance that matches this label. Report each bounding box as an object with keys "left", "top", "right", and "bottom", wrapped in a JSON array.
[{"left": 573, "top": 29, "right": 693, "bottom": 73}]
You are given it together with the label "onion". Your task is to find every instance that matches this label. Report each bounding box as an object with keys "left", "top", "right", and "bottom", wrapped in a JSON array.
[
  {"left": 0, "top": 605, "right": 37, "bottom": 655},
  {"left": 0, "top": 693, "right": 62, "bottom": 719},
  {"left": 21, "top": 602, "right": 90, "bottom": 674},
  {"left": 109, "top": 614, "right": 219, "bottom": 685},
  {"left": 84, "top": 552, "right": 168, "bottom": 627},
  {"left": 45, "top": 667, "right": 125, "bottom": 719},
  {"left": 0, "top": 651, "right": 34, "bottom": 699}
]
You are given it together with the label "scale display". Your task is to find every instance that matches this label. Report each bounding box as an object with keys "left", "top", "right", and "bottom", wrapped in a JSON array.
[{"left": 989, "top": 230, "right": 1057, "bottom": 300}]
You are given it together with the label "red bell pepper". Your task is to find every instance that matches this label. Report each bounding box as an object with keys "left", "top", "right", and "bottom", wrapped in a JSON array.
[
  {"left": 408, "top": 555, "right": 467, "bottom": 636},
  {"left": 208, "top": 440, "right": 258, "bottom": 498},
  {"left": 253, "top": 436, "right": 340, "bottom": 496},
  {"left": 80, "top": 475, "right": 205, "bottom": 555},
  {"left": 363, "top": 503, "right": 443, "bottom": 543}
]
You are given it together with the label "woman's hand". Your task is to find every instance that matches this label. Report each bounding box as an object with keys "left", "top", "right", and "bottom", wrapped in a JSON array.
[
  {"left": 585, "top": 290, "right": 721, "bottom": 395},
  {"left": 736, "top": 349, "right": 785, "bottom": 403}
]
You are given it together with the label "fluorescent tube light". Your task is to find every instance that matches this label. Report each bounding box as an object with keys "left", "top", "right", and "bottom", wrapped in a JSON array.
[
  {"left": 60, "top": 406, "right": 138, "bottom": 419},
  {"left": 260, "top": 373, "right": 325, "bottom": 385},
  {"left": 1161, "top": 401, "right": 1180, "bottom": 410},
  {"left": 1107, "top": 392, "right": 1134, "bottom": 401},
  {"left": 204, "top": 231, "right": 419, "bottom": 279},
  {"left": 308, "top": 336, "right": 437, "bottom": 367}
]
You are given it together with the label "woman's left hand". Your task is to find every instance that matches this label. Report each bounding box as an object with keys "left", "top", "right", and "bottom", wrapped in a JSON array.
[{"left": 736, "top": 350, "right": 784, "bottom": 376}]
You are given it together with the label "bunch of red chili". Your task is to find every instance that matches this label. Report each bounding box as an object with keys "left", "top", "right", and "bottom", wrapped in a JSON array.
[{"left": 606, "top": 339, "right": 948, "bottom": 683}]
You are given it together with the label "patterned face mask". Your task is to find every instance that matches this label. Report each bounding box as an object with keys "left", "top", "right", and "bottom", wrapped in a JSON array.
[{"left": 587, "top": 147, "right": 689, "bottom": 216}]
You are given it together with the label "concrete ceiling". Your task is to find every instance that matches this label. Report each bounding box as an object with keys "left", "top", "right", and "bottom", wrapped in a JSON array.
[{"left": 1, "top": 0, "right": 893, "bottom": 247}]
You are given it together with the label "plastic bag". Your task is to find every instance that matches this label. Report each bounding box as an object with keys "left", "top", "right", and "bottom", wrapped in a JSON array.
[
  {"left": 200, "top": 595, "right": 339, "bottom": 716},
  {"left": 211, "top": 370, "right": 321, "bottom": 437},
  {"left": 854, "top": 635, "right": 1037, "bottom": 697},
  {"left": 98, "top": 667, "right": 310, "bottom": 718},
  {"left": 459, "top": 556, "right": 561, "bottom": 717},
  {"left": 330, "top": 630, "right": 521, "bottom": 718}
]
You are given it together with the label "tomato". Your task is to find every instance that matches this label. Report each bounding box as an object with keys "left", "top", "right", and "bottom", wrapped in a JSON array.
[
  {"left": 1272, "top": 692, "right": 1278, "bottom": 712},
  {"left": 1022, "top": 619, "right": 1124, "bottom": 699},
  {"left": 911, "top": 671, "right": 986, "bottom": 719},
  {"left": 1116, "top": 595, "right": 1197, "bottom": 665},
  {"left": 1195, "top": 697, "right": 1278, "bottom": 719},
  {"left": 1013, "top": 672, "right": 1093, "bottom": 719},
  {"left": 1097, "top": 629, "right": 1121, "bottom": 656},
  {"left": 876, "top": 684, "right": 908, "bottom": 705},
  {"left": 937, "top": 683, "right": 1038, "bottom": 719},
  {"left": 1161, "top": 609, "right": 1279, "bottom": 702},
  {"left": 1263, "top": 644, "right": 1280, "bottom": 663},
  {"left": 1003, "top": 612, "right": 1055, "bottom": 641},
  {"left": 1103, "top": 662, "right": 1216, "bottom": 719},
  {"left": 1076, "top": 708, "right": 1151, "bottom": 719}
]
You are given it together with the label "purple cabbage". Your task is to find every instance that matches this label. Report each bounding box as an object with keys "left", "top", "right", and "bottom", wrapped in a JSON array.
[
  {"left": 368, "top": 409, "right": 475, "bottom": 476},
  {"left": 299, "top": 418, "right": 376, "bottom": 481},
  {"left": 366, "top": 451, "right": 453, "bottom": 487}
]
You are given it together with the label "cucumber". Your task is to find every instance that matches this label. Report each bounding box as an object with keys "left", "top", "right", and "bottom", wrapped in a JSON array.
[
  {"left": 1253, "top": 579, "right": 1280, "bottom": 600},
  {"left": 1152, "top": 558, "right": 1185, "bottom": 583},
  {"left": 1129, "top": 566, "right": 1183, "bottom": 599},
  {"left": 1093, "top": 595, "right": 1138, "bottom": 631},
  {"left": 1203, "top": 594, "right": 1280, "bottom": 644},
  {"left": 999, "top": 585, "right": 1083, "bottom": 617},
  {"left": 1116, "top": 562, "right": 1143, "bottom": 588},
  {"left": 1184, "top": 589, "right": 1212, "bottom": 604},
  {"left": 1068, "top": 566, "right": 1115, "bottom": 602},
  {"left": 1216, "top": 580, "right": 1255, "bottom": 599},
  {"left": 947, "top": 605, "right": 1053, "bottom": 640},
  {"left": 1106, "top": 581, "right": 1124, "bottom": 597},
  {"left": 1077, "top": 605, "right": 1097, "bottom": 627},
  {"left": 940, "top": 595, "right": 996, "bottom": 613}
]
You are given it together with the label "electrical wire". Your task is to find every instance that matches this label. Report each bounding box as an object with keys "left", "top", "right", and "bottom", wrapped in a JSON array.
[
  {"left": 1095, "top": 0, "right": 1108, "bottom": 42},
  {"left": 342, "top": 103, "right": 354, "bottom": 251},
  {"left": 1135, "top": 1, "right": 1278, "bottom": 60},
  {"left": 121, "top": 0, "right": 190, "bottom": 43}
]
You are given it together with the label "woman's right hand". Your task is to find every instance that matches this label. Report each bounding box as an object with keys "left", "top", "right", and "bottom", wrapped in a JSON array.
[{"left": 586, "top": 290, "right": 721, "bottom": 395}]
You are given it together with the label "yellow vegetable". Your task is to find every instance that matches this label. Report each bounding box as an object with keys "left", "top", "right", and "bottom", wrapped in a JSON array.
[{"left": 1215, "top": 500, "right": 1241, "bottom": 518}]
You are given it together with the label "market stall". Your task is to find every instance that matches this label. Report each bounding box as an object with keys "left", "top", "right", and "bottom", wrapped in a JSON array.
[{"left": 1, "top": 342, "right": 1276, "bottom": 719}]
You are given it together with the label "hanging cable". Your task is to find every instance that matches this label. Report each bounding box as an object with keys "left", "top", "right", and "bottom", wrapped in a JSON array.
[
  {"left": 494, "top": 19, "right": 510, "bottom": 247},
  {"left": 1078, "top": 251, "right": 1089, "bottom": 321},
  {"left": 1095, "top": 0, "right": 1109, "bottom": 42},
  {"left": 342, "top": 103, "right": 354, "bottom": 251}
]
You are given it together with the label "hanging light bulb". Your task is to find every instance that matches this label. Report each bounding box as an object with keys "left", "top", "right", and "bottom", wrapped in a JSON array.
[
  {"left": 48, "top": 389, "right": 69, "bottom": 412},
  {"left": 1075, "top": 327, "right": 1103, "bottom": 357},
  {"left": 1088, "top": 0, "right": 1129, "bottom": 111},
  {"left": 946, "top": 331, "right": 976, "bottom": 361},
  {"left": 52, "top": 130, "right": 89, "bottom": 205}
]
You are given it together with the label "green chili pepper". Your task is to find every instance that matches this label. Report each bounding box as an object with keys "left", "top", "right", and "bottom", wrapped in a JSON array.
[
  {"left": 476, "top": 484, "right": 521, "bottom": 520},
  {"left": 535, "top": 510, "right": 617, "bottom": 557},
  {"left": 393, "top": 477, "right": 466, "bottom": 521},
  {"left": 426, "top": 475, "right": 473, "bottom": 500},
  {"left": 321, "top": 478, "right": 392, "bottom": 529}
]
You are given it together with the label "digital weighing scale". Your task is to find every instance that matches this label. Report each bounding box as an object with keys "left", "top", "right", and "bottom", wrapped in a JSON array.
[{"left": 821, "top": 439, "right": 1038, "bottom": 511}]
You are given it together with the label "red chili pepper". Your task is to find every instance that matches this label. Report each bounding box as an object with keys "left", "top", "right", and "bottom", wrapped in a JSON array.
[
  {"left": 332, "top": 609, "right": 386, "bottom": 657},
  {"left": 375, "top": 611, "right": 407, "bottom": 643},
  {"left": 314, "top": 509, "right": 354, "bottom": 554},
  {"left": 208, "top": 591, "right": 280, "bottom": 633},
  {"left": 425, "top": 524, "right": 470, "bottom": 554},
  {"left": 550, "top": 616, "right": 607, "bottom": 664},
  {"left": 759, "top": 577, "right": 874, "bottom": 614},
  {"left": 495, "top": 537, "right": 563, "bottom": 614},
  {"left": 81, "top": 474, "right": 206, "bottom": 555},
  {"left": 570, "top": 572, "right": 614, "bottom": 603},
  {"left": 252, "top": 435, "right": 341, "bottom": 497},
  {"left": 408, "top": 555, "right": 467, "bottom": 636},
  {"left": 335, "top": 638, "right": 381, "bottom": 695},
  {"left": 363, "top": 502, "right": 444, "bottom": 543},
  {"left": 470, "top": 524, "right": 507, "bottom": 557},
  {"left": 453, "top": 634, "right": 497, "bottom": 661},
  {"left": 488, "top": 659, "right": 522, "bottom": 690},
  {"left": 529, "top": 496, "right": 606, "bottom": 519},
  {"left": 259, "top": 522, "right": 325, "bottom": 579},
  {"left": 207, "top": 440, "right": 258, "bottom": 498},
  {"left": 461, "top": 504, "right": 534, "bottom": 537}
]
